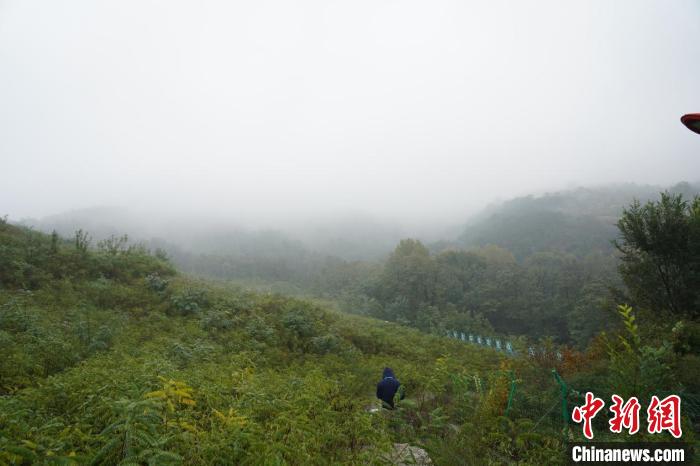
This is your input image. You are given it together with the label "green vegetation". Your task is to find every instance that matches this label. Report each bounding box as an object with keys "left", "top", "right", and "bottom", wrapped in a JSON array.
[
  {"left": 366, "top": 239, "right": 618, "bottom": 346},
  {"left": 616, "top": 192, "right": 700, "bottom": 319},
  {"left": 154, "top": 185, "right": 698, "bottom": 349},
  {"left": 1, "top": 189, "right": 698, "bottom": 464},
  {"left": 0, "top": 221, "right": 529, "bottom": 464}
]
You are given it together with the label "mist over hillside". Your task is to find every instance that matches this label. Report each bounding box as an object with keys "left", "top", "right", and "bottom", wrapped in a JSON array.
[
  {"left": 18, "top": 207, "right": 404, "bottom": 260},
  {"left": 454, "top": 181, "right": 700, "bottom": 259},
  {"left": 11, "top": 182, "right": 698, "bottom": 345},
  {"left": 17, "top": 181, "right": 699, "bottom": 264}
]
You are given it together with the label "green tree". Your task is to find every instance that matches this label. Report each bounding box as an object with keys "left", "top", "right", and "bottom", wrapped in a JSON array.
[
  {"left": 433, "top": 250, "right": 485, "bottom": 311},
  {"left": 615, "top": 192, "right": 700, "bottom": 318},
  {"left": 374, "top": 239, "right": 436, "bottom": 323},
  {"left": 74, "top": 229, "right": 91, "bottom": 254}
]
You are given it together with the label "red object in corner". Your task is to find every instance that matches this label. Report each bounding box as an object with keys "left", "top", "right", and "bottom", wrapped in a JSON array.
[{"left": 681, "top": 113, "right": 700, "bottom": 134}]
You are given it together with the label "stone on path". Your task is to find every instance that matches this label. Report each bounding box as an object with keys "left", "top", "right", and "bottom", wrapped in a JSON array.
[{"left": 385, "top": 443, "right": 432, "bottom": 465}]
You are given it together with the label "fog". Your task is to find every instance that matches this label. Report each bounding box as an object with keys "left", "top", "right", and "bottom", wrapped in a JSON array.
[{"left": 2, "top": 0, "right": 700, "bottom": 234}]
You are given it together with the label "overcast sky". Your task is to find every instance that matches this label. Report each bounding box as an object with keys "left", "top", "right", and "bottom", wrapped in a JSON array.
[{"left": 1, "top": 0, "right": 699, "bottom": 227}]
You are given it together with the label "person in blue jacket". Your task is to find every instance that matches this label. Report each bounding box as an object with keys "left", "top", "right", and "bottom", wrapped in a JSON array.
[{"left": 376, "top": 367, "right": 404, "bottom": 409}]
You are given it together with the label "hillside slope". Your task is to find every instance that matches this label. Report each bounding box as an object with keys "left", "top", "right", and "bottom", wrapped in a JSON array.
[
  {"left": 456, "top": 183, "right": 700, "bottom": 260},
  {"left": 0, "top": 221, "right": 561, "bottom": 465},
  {"left": 1, "top": 220, "right": 694, "bottom": 464}
]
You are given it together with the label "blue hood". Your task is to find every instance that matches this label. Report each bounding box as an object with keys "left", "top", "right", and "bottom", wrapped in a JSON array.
[{"left": 382, "top": 367, "right": 395, "bottom": 379}]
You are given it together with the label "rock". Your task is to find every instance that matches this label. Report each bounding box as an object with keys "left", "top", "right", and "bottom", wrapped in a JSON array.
[{"left": 385, "top": 443, "right": 433, "bottom": 465}]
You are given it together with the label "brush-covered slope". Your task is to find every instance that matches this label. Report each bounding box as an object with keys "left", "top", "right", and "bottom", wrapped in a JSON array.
[{"left": 2, "top": 220, "right": 575, "bottom": 465}]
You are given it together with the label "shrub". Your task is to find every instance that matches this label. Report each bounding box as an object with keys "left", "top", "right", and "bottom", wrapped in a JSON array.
[
  {"left": 606, "top": 305, "right": 674, "bottom": 398},
  {"left": 281, "top": 305, "right": 318, "bottom": 338},
  {"left": 200, "top": 308, "right": 236, "bottom": 332},
  {"left": 169, "top": 289, "right": 208, "bottom": 316},
  {"left": 0, "top": 299, "right": 39, "bottom": 335},
  {"left": 96, "top": 234, "right": 130, "bottom": 256},
  {"left": 168, "top": 340, "right": 215, "bottom": 368},
  {"left": 146, "top": 272, "right": 170, "bottom": 293},
  {"left": 91, "top": 398, "right": 182, "bottom": 465},
  {"left": 244, "top": 316, "right": 276, "bottom": 344},
  {"left": 310, "top": 333, "right": 342, "bottom": 354},
  {"left": 74, "top": 229, "right": 90, "bottom": 254}
]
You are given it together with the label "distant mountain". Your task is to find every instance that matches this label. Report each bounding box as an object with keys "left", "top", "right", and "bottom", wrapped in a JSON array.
[
  {"left": 456, "top": 182, "right": 700, "bottom": 260},
  {"left": 18, "top": 206, "right": 409, "bottom": 262},
  {"left": 18, "top": 181, "right": 700, "bottom": 270},
  {"left": 19, "top": 206, "right": 139, "bottom": 240},
  {"left": 289, "top": 213, "right": 405, "bottom": 261},
  {"left": 15, "top": 207, "right": 401, "bottom": 288}
]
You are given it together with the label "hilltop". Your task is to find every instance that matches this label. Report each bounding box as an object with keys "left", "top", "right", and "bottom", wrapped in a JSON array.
[{"left": 454, "top": 182, "right": 700, "bottom": 260}]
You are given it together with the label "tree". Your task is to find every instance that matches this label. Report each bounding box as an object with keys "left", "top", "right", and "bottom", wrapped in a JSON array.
[
  {"left": 434, "top": 250, "right": 485, "bottom": 310},
  {"left": 74, "top": 229, "right": 91, "bottom": 254},
  {"left": 615, "top": 192, "right": 700, "bottom": 318},
  {"left": 373, "top": 239, "right": 436, "bottom": 323}
]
